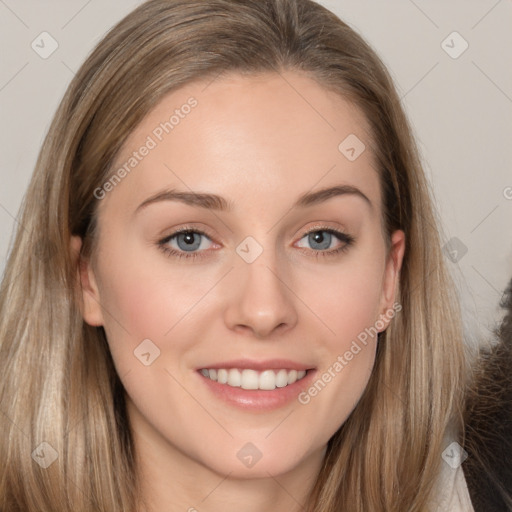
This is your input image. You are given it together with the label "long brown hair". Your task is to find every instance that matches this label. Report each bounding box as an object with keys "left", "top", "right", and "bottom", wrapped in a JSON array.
[{"left": 0, "top": 1, "right": 469, "bottom": 510}]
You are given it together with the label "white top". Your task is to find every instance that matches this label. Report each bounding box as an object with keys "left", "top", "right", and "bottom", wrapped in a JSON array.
[{"left": 429, "top": 459, "right": 475, "bottom": 511}]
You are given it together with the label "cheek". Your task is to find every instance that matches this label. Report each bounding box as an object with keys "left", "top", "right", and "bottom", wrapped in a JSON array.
[
  {"left": 97, "top": 233, "right": 385, "bottom": 362},
  {"left": 94, "top": 253, "right": 198, "bottom": 358},
  {"left": 295, "top": 255, "right": 384, "bottom": 420},
  {"left": 303, "top": 256, "right": 385, "bottom": 346},
  {"left": 94, "top": 243, "right": 229, "bottom": 377}
]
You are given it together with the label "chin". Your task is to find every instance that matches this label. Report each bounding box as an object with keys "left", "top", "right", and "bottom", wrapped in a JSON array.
[{"left": 197, "top": 440, "right": 320, "bottom": 480}]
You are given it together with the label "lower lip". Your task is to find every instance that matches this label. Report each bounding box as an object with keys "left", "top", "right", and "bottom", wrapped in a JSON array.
[{"left": 197, "top": 370, "right": 317, "bottom": 411}]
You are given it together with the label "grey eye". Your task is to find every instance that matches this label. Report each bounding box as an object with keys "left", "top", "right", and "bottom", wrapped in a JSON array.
[{"left": 306, "top": 231, "right": 333, "bottom": 250}]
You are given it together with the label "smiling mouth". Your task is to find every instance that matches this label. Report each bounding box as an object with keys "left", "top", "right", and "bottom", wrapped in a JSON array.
[{"left": 199, "top": 368, "right": 309, "bottom": 390}]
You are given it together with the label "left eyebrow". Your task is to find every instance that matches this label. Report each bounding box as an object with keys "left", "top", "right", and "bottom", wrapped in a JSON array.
[
  {"left": 295, "top": 184, "right": 372, "bottom": 210},
  {"left": 133, "top": 184, "right": 372, "bottom": 215}
]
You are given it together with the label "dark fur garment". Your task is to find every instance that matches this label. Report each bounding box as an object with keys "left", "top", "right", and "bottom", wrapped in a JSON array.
[{"left": 463, "top": 279, "right": 512, "bottom": 511}]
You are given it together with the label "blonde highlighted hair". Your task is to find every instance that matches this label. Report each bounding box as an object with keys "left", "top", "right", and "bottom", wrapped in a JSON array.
[{"left": 0, "top": 0, "right": 469, "bottom": 510}]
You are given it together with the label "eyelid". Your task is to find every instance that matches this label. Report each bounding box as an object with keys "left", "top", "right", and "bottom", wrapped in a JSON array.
[
  {"left": 298, "top": 223, "right": 351, "bottom": 239},
  {"left": 158, "top": 224, "right": 217, "bottom": 244}
]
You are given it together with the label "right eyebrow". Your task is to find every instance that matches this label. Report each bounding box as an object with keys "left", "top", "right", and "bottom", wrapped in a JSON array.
[{"left": 134, "top": 189, "right": 233, "bottom": 214}]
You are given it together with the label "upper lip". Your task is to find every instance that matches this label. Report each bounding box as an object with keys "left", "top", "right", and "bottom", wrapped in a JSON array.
[{"left": 197, "top": 359, "right": 314, "bottom": 372}]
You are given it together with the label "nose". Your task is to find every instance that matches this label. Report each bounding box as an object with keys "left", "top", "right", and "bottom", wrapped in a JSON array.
[{"left": 223, "top": 249, "right": 299, "bottom": 339}]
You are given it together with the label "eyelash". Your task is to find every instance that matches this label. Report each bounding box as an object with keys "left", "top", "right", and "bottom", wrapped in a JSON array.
[{"left": 157, "top": 225, "right": 355, "bottom": 261}]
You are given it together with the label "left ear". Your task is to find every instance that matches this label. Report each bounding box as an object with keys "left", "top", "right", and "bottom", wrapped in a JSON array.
[{"left": 377, "top": 229, "right": 406, "bottom": 331}]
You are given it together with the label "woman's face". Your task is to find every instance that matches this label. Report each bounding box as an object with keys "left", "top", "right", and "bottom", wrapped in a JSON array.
[{"left": 77, "top": 71, "right": 404, "bottom": 480}]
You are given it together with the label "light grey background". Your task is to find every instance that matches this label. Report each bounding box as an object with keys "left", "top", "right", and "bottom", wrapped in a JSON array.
[{"left": 1, "top": 0, "right": 511, "bottom": 348}]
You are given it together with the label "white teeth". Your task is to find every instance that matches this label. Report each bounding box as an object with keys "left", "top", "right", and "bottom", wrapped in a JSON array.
[
  {"left": 287, "top": 369, "right": 298, "bottom": 385},
  {"left": 217, "top": 368, "right": 228, "bottom": 384},
  {"left": 200, "top": 368, "right": 309, "bottom": 390},
  {"left": 259, "top": 370, "right": 277, "bottom": 390},
  {"left": 227, "top": 368, "right": 241, "bottom": 387},
  {"left": 241, "top": 369, "right": 259, "bottom": 390},
  {"left": 275, "top": 369, "right": 289, "bottom": 388}
]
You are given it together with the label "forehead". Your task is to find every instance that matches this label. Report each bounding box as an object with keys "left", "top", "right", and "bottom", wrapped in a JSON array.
[{"left": 101, "top": 70, "right": 381, "bottom": 217}]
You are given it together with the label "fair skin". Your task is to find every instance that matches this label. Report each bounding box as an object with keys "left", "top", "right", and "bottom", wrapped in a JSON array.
[{"left": 73, "top": 71, "right": 405, "bottom": 512}]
